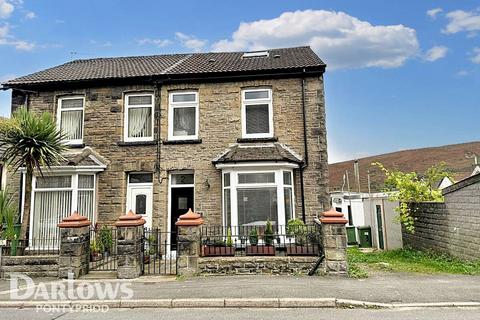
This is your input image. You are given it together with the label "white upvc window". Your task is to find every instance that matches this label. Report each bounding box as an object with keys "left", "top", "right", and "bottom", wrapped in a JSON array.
[
  {"left": 241, "top": 88, "right": 273, "bottom": 139},
  {"left": 30, "top": 173, "right": 96, "bottom": 248},
  {"left": 57, "top": 96, "right": 85, "bottom": 145},
  {"left": 168, "top": 91, "right": 199, "bottom": 141},
  {"left": 124, "top": 93, "right": 154, "bottom": 142},
  {"left": 222, "top": 168, "right": 295, "bottom": 228}
]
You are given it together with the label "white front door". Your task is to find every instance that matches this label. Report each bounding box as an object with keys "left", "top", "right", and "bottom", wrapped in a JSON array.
[{"left": 126, "top": 185, "right": 153, "bottom": 229}]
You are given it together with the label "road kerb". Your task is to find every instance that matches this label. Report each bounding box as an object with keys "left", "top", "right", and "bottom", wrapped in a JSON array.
[
  {"left": 224, "top": 298, "right": 280, "bottom": 308},
  {"left": 279, "top": 298, "right": 336, "bottom": 308},
  {"left": 0, "top": 298, "right": 479, "bottom": 309}
]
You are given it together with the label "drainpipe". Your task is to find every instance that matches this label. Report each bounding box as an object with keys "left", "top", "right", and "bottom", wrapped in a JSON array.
[
  {"left": 300, "top": 72, "right": 308, "bottom": 223},
  {"left": 154, "top": 81, "right": 165, "bottom": 184}
]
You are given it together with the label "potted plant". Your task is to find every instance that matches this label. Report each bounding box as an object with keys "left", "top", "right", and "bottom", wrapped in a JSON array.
[
  {"left": 286, "top": 219, "right": 318, "bottom": 255},
  {"left": 89, "top": 239, "right": 103, "bottom": 262},
  {"left": 246, "top": 223, "right": 275, "bottom": 256},
  {"left": 144, "top": 234, "right": 157, "bottom": 264},
  {"left": 99, "top": 225, "right": 114, "bottom": 257},
  {"left": 0, "top": 190, "right": 21, "bottom": 256},
  {"left": 202, "top": 228, "right": 236, "bottom": 257}
]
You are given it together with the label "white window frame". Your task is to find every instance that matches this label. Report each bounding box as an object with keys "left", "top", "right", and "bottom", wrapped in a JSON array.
[
  {"left": 29, "top": 173, "right": 96, "bottom": 249},
  {"left": 241, "top": 88, "right": 273, "bottom": 139},
  {"left": 168, "top": 91, "right": 199, "bottom": 141},
  {"left": 124, "top": 92, "right": 155, "bottom": 142},
  {"left": 221, "top": 167, "right": 295, "bottom": 229},
  {"left": 57, "top": 96, "right": 85, "bottom": 145}
]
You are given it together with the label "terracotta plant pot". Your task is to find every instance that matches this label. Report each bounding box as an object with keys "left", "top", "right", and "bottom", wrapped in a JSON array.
[
  {"left": 246, "top": 245, "right": 275, "bottom": 256},
  {"left": 202, "top": 245, "right": 235, "bottom": 257},
  {"left": 286, "top": 245, "right": 319, "bottom": 256}
]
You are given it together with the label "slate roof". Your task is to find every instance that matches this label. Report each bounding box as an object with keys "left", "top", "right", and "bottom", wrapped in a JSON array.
[
  {"left": 213, "top": 143, "right": 303, "bottom": 164},
  {"left": 60, "top": 147, "right": 107, "bottom": 168},
  {"left": 3, "top": 47, "right": 325, "bottom": 87}
]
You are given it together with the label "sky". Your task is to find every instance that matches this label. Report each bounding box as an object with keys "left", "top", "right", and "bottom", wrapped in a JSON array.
[{"left": 0, "top": 0, "right": 479, "bottom": 163}]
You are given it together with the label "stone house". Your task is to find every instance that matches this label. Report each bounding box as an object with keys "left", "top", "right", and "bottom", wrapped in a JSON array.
[{"left": 1, "top": 46, "right": 329, "bottom": 249}]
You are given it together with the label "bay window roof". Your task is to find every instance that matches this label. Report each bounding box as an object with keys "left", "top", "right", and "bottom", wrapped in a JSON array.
[{"left": 213, "top": 143, "right": 303, "bottom": 165}]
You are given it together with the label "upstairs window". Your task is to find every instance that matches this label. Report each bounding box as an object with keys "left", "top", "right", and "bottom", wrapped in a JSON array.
[
  {"left": 57, "top": 96, "right": 84, "bottom": 145},
  {"left": 241, "top": 89, "right": 273, "bottom": 139},
  {"left": 124, "top": 93, "right": 154, "bottom": 142},
  {"left": 168, "top": 91, "right": 199, "bottom": 140}
]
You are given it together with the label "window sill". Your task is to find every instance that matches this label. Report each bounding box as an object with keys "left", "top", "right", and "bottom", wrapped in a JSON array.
[
  {"left": 162, "top": 139, "right": 202, "bottom": 145},
  {"left": 237, "top": 137, "right": 278, "bottom": 143},
  {"left": 66, "top": 143, "right": 85, "bottom": 149},
  {"left": 117, "top": 141, "right": 157, "bottom": 147}
]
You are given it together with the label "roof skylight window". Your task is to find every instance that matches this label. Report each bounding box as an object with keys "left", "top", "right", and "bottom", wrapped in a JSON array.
[{"left": 242, "top": 51, "right": 269, "bottom": 58}]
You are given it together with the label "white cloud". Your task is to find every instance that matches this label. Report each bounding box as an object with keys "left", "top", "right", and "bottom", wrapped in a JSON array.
[
  {"left": 0, "top": 0, "right": 14, "bottom": 19},
  {"left": 24, "top": 11, "right": 35, "bottom": 19},
  {"left": 175, "top": 32, "right": 207, "bottom": 52},
  {"left": 424, "top": 45, "right": 448, "bottom": 61},
  {"left": 136, "top": 38, "right": 171, "bottom": 48},
  {"left": 443, "top": 9, "right": 480, "bottom": 34},
  {"left": 426, "top": 8, "right": 443, "bottom": 19},
  {"left": 0, "top": 23, "right": 34, "bottom": 50},
  {"left": 456, "top": 70, "right": 469, "bottom": 76},
  {"left": 212, "top": 10, "right": 419, "bottom": 70},
  {"left": 471, "top": 47, "right": 480, "bottom": 64}
]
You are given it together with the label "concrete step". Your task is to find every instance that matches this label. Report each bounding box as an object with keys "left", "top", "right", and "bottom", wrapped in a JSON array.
[{"left": 81, "top": 271, "right": 117, "bottom": 279}]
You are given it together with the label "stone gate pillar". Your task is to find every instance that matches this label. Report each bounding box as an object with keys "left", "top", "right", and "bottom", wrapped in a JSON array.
[
  {"left": 57, "top": 211, "right": 91, "bottom": 279},
  {"left": 115, "top": 210, "right": 146, "bottom": 279},
  {"left": 175, "top": 208, "right": 204, "bottom": 276},
  {"left": 320, "top": 208, "right": 348, "bottom": 275}
]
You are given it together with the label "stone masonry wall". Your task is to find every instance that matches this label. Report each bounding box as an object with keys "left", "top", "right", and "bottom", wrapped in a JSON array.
[
  {"left": 402, "top": 177, "right": 480, "bottom": 260},
  {"left": 198, "top": 256, "right": 324, "bottom": 275},
  {"left": 1, "top": 255, "right": 58, "bottom": 278},
  {"left": 10, "top": 76, "right": 329, "bottom": 229}
]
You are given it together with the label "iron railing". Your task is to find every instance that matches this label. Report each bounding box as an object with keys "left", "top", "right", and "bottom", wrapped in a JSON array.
[
  {"left": 142, "top": 228, "right": 177, "bottom": 275},
  {"left": 0, "top": 236, "right": 60, "bottom": 256},
  {"left": 200, "top": 224, "right": 322, "bottom": 257},
  {"left": 89, "top": 226, "right": 117, "bottom": 271}
]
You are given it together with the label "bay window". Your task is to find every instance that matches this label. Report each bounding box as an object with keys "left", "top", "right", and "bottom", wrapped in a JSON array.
[
  {"left": 57, "top": 96, "right": 85, "bottom": 144},
  {"left": 124, "top": 93, "right": 154, "bottom": 142},
  {"left": 168, "top": 91, "right": 199, "bottom": 140},
  {"left": 241, "top": 88, "right": 273, "bottom": 138},
  {"left": 31, "top": 174, "right": 96, "bottom": 248},
  {"left": 222, "top": 168, "right": 295, "bottom": 229}
]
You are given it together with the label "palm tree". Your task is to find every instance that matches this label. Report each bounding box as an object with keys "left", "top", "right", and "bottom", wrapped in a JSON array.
[{"left": 0, "top": 108, "right": 67, "bottom": 239}]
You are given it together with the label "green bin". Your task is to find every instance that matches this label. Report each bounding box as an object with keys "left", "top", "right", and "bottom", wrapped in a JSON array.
[
  {"left": 346, "top": 226, "right": 357, "bottom": 245},
  {"left": 357, "top": 226, "right": 372, "bottom": 248}
]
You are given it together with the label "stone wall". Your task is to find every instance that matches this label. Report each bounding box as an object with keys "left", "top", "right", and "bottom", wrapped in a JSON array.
[
  {"left": 1, "top": 255, "right": 58, "bottom": 278},
  {"left": 402, "top": 174, "right": 480, "bottom": 260},
  {"left": 198, "top": 256, "right": 324, "bottom": 275},
  {"left": 10, "top": 76, "right": 329, "bottom": 228}
]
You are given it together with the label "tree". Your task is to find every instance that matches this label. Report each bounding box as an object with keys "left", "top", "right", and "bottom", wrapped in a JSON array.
[
  {"left": 0, "top": 108, "right": 66, "bottom": 239},
  {"left": 373, "top": 162, "right": 452, "bottom": 233}
]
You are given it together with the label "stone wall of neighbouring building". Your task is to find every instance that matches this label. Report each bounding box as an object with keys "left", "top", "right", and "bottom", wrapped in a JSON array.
[
  {"left": 197, "top": 256, "right": 324, "bottom": 275},
  {"left": 402, "top": 174, "right": 480, "bottom": 260},
  {"left": 1, "top": 255, "right": 59, "bottom": 278}
]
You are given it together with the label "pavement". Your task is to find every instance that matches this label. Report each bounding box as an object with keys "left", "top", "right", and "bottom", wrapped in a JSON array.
[{"left": 0, "top": 271, "right": 479, "bottom": 309}]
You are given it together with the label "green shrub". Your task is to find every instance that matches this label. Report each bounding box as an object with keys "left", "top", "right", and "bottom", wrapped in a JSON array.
[
  {"left": 248, "top": 228, "right": 258, "bottom": 245},
  {"left": 264, "top": 220, "right": 274, "bottom": 246},
  {"left": 226, "top": 228, "right": 233, "bottom": 247}
]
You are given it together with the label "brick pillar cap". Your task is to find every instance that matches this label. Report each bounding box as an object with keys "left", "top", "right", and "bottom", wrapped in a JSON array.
[
  {"left": 115, "top": 210, "right": 146, "bottom": 227},
  {"left": 320, "top": 207, "right": 348, "bottom": 224},
  {"left": 58, "top": 211, "right": 91, "bottom": 228},
  {"left": 175, "top": 208, "right": 204, "bottom": 226}
]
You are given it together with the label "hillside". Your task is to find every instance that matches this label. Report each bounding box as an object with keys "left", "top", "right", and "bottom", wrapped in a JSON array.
[{"left": 329, "top": 141, "right": 480, "bottom": 192}]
